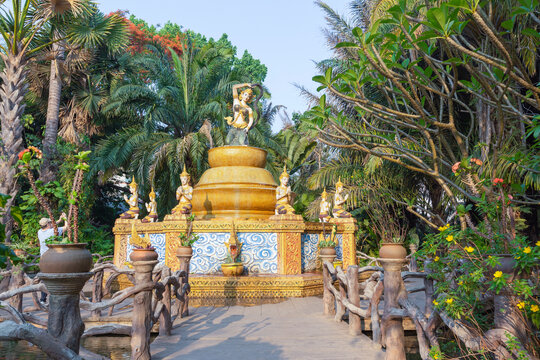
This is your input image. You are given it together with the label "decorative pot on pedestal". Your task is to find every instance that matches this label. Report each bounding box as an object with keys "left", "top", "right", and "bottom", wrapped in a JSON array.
[
  {"left": 38, "top": 243, "right": 93, "bottom": 354},
  {"left": 39, "top": 243, "right": 93, "bottom": 273},
  {"left": 176, "top": 246, "right": 193, "bottom": 258},
  {"left": 130, "top": 248, "right": 159, "bottom": 262},
  {"left": 319, "top": 247, "right": 337, "bottom": 265},
  {"left": 379, "top": 243, "right": 407, "bottom": 259}
]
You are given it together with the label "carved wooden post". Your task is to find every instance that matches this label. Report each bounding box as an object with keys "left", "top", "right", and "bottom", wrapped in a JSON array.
[
  {"left": 380, "top": 258, "right": 406, "bottom": 360},
  {"left": 91, "top": 269, "right": 103, "bottom": 317},
  {"left": 321, "top": 261, "right": 335, "bottom": 316},
  {"left": 424, "top": 259, "right": 434, "bottom": 318},
  {"left": 131, "top": 260, "right": 158, "bottom": 360},
  {"left": 409, "top": 244, "right": 418, "bottom": 272},
  {"left": 336, "top": 272, "right": 347, "bottom": 322},
  {"left": 347, "top": 265, "right": 362, "bottom": 335},
  {"left": 8, "top": 264, "right": 24, "bottom": 312},
  {"left": 176, "top": 252, "right": 191, "bottom": 317},
  {"left": 39, "top": 272, "right": 93, "bottom": 354},
  {"left": 159, "top": 267, "right": 172, "bottom": 336}
]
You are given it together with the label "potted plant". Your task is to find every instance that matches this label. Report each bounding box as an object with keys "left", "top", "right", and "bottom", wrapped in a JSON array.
[
  {"left": 176, "top": 214, "right": 198, "bottom": 258},
  {"left": 319, "top": 224, "right": 337, "bottom": 263},
  {"left": 17, "top": 147, "right": 93, "bottom": 273},
  {"left": 221, "top": 224, "right": 243, "bottom": 276},
  {"left": 129, "top": 224, "right": 158, "bottom": 262}
]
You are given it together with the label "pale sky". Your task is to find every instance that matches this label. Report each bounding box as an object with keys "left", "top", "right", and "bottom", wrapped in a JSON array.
[{"left": 98, "top": 0, "right": 353, "bottom": 130}]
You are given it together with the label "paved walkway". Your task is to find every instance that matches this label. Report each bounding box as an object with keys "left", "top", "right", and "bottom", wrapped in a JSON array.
[{"left": 151, "top": 296, "right": 385, "bottom": 360}]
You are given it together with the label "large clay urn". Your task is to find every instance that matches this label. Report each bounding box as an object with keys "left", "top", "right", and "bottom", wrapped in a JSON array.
[
  {"left": 379, "top": 243, "right": 407, "bottom": 259},
  {"left": 129, "top": 248, "right": 158, "bottom": 262},
  {"left": 192, "top": 146, "right": 277, "bottom": 219},
  {"left": 39, "top": 243, "right": 93, "bottom": 273},
  {"left": 221, "top": 263, "right": 244, "bottom": 276}
]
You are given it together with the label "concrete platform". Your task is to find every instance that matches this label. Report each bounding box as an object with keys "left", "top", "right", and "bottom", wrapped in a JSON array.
[{"left": 151, "top": 296, "right": 386, "bottom": 360}]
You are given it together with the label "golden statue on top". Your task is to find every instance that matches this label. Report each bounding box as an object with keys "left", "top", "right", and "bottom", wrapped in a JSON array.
[
  {"left": 319, "top": 188, "right": 331, "bottom": 222},
  {"left": 142, "top": 187, "right": 158, "bottom": 223},
  {"left": 275, "top": 166, "right": 296, "bottom": 215},
  {"left": 225, "top": 83, "right": 263, "bottom": 146},
  {"left": 333, "top": 178, "right": 351, "bottom": 218},
  {"left": 172, "top": 165, "right": 193, "bottom": 216},
  {"left": 120, "top": 177, "right": 139, "bottom": 219}
]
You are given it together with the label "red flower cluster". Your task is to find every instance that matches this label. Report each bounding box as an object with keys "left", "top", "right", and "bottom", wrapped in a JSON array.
[
  {"left": 493, "top": 178, "right": 504, "bottom": 185},
  {"left": 18, "top": 149, "right": 30, "bottom": 160},
  {"left": 470, "top": 158, "right": 482, "bottom": 166}
]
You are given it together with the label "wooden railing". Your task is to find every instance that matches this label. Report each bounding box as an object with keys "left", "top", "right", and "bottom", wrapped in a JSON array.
[
  {"left": 0, "top": 257, "right": 191, "bottom": 360},
  {"left": 322, "top": 260, "right": 430, "bottom": 359}
]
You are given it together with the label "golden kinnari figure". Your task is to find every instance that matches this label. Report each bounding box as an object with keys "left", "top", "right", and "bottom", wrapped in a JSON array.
[
  {"left": 142, "top": 187, "right": 158, "bottom": 223},
  {"left": 120, "top": 177, "right": 140, "bottom": 219},
  {"left": 172, "top": 165, "right": 193, "bottom": 216},
  {"left": 275, "top": 166, "right": 296, "bottom": 215},
  {"left": 224, "top": 223, "right": 243, "bottom": 263},
  {"left": 319, "top": 188, "right": 331, "bottom": 222},
  {"left": 225, "top": 83, "right": 262, "bottom": 146},
  {"left": 332, "top": 178, "right": 351, "bottom": 218}
]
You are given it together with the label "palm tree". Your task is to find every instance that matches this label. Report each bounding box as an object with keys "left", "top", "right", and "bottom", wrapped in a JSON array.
[
  {"left": 40, "top": 5, "right": 128, "bottom": 182},
  {"left": 92, "top": 40, "right": 248, "bottom": 213},
  {"left": 0, "top": 0, "right": 87, "bottom": 240}
]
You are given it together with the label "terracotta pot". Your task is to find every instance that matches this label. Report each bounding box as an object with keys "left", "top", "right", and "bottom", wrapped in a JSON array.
[
  {"left": 176, "top": 246, "right": 193, "bottom": 258},
  {"left": 320, "top": 247, "right": 336, "bottom": 256},
  {"left": 130, "top": 248, "right": 158, "bottom": 262},
  {"left": 379, "top": 243, "right": 407, "bottom": 259},
  {"left": 39, "top": 243, "right": 92, "bottom": 273},
  {"left": 221, "top": 263, "right": 244, "bottom": 276}
]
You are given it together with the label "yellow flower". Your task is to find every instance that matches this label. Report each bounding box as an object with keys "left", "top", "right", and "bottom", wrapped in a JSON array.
[
  {"left": 434, "top": 256, "right": 440, "bottom": 262},
  {"left": 531, "top": 305, "right": 539, "bottom": 313},
  {"left": 536, "top": 241, "right": 540, "bottom": 247},
  {"left": 523, "top": 247, "right": 531, "bottom": 254},
  {"left": 458, "top": 280, "right": 463, "bottom": 286},
  {"left": 493, "top": 271, "right": 503, "bottom": 279},
  {"left": 446, "top": 298, "right": 453, "bottom": 305},
  {"left": 438, "top": 226, "right": 445, "bottom": 232},
  {"left": 433, "top": 355, "right": 439, "bottom": 360},
  {"left": 517, "top": 301, "right": 525, "bottom": 309},
  {"left": 433, "top": 300, "right": 439, "bottom": 306},
  {"left": 515, "top": 256, "right": 521, "bottom": 260},
  {"left": 464, "top": 246, "right": 474, "bottom": 253},
  {"left": 438, "top": 224, "right": 449, "bottom": 232},
  {"left": 446, "top": 235, "right": 454, "bottom": 242}
]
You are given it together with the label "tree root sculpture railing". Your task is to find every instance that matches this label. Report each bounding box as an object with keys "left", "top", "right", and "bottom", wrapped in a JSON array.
[
  {"left": 0, "top": 258, "right": 191, "bottom": 360},
  {"left": 321, "top": 260, "right": 537, "bottom": 360}
]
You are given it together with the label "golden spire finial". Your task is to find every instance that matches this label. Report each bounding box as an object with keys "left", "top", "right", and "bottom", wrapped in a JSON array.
[
  {"left": 130, "top": 176, "right": 137, "bottom": 188},
  {"left": 322, "top": 188, "right": 327, "bottom": 197},
  {"left": 149, "top": 187, "right": 156, "bottom": 198},
  {"left": 280, "top": 165, "right": 289, "bottom": 180},
  {"left": 336, "top": 177, "right": 343, "bottom": 187},
  {"left": 181, "top": 164, "right": 190, "bottom": 178}
]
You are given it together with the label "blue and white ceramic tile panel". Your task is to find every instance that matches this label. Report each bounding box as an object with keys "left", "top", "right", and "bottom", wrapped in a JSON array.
[
  {"left": 301, "top": 233, "right": 319, "bottom": 271},
  {"left": 335, "top": 233, "right": 343, "bottom": 261},
  {"left": 126, "top": 233, "right": 166, "bottom": 263},
  {"left": 190, "top": 232, "right": 278, "bottom": 274},
  {"left": 239, "top": 232, "right": 278, "bottom": 273},
  {"left": 190, "top": 232, "right": 229, "bottom": 273}
]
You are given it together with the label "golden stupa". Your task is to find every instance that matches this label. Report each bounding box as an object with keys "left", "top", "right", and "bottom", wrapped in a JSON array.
[{"left": 191, "top": 146, "right": 277, "bottom": 219}]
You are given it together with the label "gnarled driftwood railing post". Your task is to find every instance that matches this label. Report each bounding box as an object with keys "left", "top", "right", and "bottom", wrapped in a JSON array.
[
  {"left": 158, "top": 266, "right": 172, "bottom": 336},
  {"left": 380, "top": 258, "right": 406, "bottom": 360},
  {"left": 322, "top": 261, "right": 336, "bottom": 316},
  {"left": 347, "top": 265, "right": 362, "bottom": 335},
  {"left": 176, "top": 251, "right": 191, "bottom": 317},
  {"left": 131, "top": 259, "right": 158, "bottom": 360}
]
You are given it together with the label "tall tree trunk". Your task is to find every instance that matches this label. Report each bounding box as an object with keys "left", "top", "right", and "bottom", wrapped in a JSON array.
[
  {"left": 41, "top": 37, "right": 63, "bottom": 183},
  {"left": 0, "top": 50, "right": 28, "bottom": 242}
]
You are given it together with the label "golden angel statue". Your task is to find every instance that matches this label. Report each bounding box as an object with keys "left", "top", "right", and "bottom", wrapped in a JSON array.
[
  {"left": 319, "top": 188, "right": 331, "bottom": 222},
  {"left": 275, "top": 166, "right": 296, "bottom": 215},
  {"left": 172, "top": 166, "right": 193, "bottom": 215},
  {"left": 225, "top": 83, "right": 263, "bottom": 146},
  {"left": 141, "top": 188, "right": 158, "bottom": 223},
  {"left": 332, "top": 178, "right": 351, "bottom": 218},
  {"left": 120, "top": 177, "right": 139, "bottom": 219}
]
